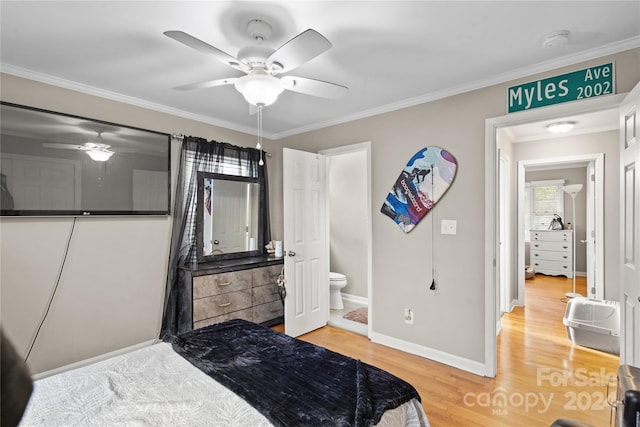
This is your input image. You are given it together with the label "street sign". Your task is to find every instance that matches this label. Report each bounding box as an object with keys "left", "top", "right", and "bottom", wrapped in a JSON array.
[{"left": 507, "top": 63, "right": 615, "bottom": 113}]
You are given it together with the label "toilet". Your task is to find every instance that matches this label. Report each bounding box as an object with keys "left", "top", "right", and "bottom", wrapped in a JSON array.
[{"left": 329, "top": 272, "right": 348, "bottom": 310}]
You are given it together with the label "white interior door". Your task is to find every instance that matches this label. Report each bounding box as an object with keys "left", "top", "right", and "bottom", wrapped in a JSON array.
[
  {"left": 585, "top": 161, "right": 596, "bottom": 298},
  {"left": 499, "top": 152, "right": 511, "bottom": 317},
  {"left": 283, "top": 148, "right": 329, "bottom": 337},
  {"left": 619, "top": 82, "right": 640, "bottom": 366}
]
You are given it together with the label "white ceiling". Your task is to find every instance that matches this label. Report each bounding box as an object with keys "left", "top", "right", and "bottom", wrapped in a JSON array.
[{"left": 1, "top": 1, "right": 639, "bottom": 139}]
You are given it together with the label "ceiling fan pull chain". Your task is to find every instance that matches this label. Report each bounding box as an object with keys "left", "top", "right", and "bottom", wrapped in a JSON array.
[{"left": 257, "top": 105, "right": 264, "bottom": 166}]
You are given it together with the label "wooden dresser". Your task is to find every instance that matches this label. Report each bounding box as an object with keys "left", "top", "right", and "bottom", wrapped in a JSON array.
[
  {"left": 530, "top": 230, "right": 573, "bottom": 278},
  {"left": 182, "top": 256, "right": 284, "bottom": 330}
]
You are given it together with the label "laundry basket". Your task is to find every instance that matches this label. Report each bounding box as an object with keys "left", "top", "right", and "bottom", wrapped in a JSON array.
[{"left": 563, "top": 297, "right": 620, "bottom": 354}]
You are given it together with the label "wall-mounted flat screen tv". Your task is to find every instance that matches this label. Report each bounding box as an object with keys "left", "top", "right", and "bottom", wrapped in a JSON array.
[{"left": 0, "top": 102, "right": 171, "bottom": 216}]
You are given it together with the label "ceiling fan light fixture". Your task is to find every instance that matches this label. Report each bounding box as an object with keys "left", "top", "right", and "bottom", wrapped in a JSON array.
[
  {"left": 546, "top": 121, "right": 575, "bottom": 133},
  {"left": 235, "top": 73, "right": 285, "bottom": 106},
  {"left": 87, "top": 150, "right": 113, "bottom": 162}
]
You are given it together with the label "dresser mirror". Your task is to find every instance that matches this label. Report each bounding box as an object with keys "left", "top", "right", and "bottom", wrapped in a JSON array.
[{"left": 196, "top": 172, "right": 266, "bottom": 262}]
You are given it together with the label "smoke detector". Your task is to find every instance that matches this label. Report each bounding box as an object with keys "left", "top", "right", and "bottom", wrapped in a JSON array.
[{"left": 542, "top": 30, "right": 570, "bottom": 48}]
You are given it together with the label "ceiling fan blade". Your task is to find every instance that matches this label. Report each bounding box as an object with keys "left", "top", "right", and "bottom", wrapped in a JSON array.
[
  {"left": 267, "top": 29, "right": 331, "bottom": 74},
  {"left": 173, "top": 77, "right": 238, "bottom": 91},
  {"left": 280, "top": 76, "right": 347, "bottom": 100},
  {"left": 42, "top": 143, "right": 86, "bottom": 150},
  {"left": 164, "top": 30, "right": 250, "bottom": 72}
]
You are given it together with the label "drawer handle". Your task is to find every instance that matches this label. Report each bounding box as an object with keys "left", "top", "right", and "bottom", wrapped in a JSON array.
[
  {"left": 218, "top": 282, "right": 232, "bottom": 287},
  {"left": 562, "top": 246, "right": 568, "bottom": 249},
  {"left": 534, "top": 244, "right": 539, "bottom": 248},
  {"left": 534, "top": 254, "right": 539, "bottom": 257},
  {"left": 563, "top": 256, "right": 568, "bottom": 259},
  {"left": 218, "top": 302, "right": 232, "bottom": 307}
]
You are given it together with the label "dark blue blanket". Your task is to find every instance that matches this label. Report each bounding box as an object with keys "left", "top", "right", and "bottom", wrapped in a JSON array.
[{"left": 169, "top": 319, "right": 421, "bottom": 427}]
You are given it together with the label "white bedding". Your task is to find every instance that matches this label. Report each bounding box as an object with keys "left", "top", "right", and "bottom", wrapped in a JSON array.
[{"left": 20, "top": 342, "right": 429, "bottom": 426}]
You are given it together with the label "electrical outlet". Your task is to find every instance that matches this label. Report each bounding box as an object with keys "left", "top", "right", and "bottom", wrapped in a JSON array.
[{"left": 404, "top": 308, "right": 414, "bottom": 325}]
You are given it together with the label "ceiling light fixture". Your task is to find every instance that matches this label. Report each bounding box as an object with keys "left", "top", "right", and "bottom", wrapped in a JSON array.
[
  {"left": 235, "top": 71, "right": 285, "bottom": 107},
  {"left": 86, "top": 149, "right": 113, "bottom": 162},
  {"left": 546, "top": 121, "right": 576, "bottom": 133},
  {"left": 542, "top": 30, "right": 570, "bottom": 49}
]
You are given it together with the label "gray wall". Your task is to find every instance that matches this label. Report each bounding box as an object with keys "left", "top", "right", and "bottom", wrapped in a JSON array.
[
  {"left": 1, "top": 47, "right": 638, "bottom": 373},
  {"left": 271, "top": 49, "right": 639, "bottom": 363},
  {"left": 0, "top": 73, "right": 273, "bottom": 374}
]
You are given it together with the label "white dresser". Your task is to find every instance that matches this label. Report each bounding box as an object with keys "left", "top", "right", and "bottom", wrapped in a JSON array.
[{"left": 530, "top": 230, "right": 573, "bottom": 278}]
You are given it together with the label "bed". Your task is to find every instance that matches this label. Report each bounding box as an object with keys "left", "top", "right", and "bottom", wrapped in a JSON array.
[{"left": 19, "top": 319, "right": 429, "bottom": 426}]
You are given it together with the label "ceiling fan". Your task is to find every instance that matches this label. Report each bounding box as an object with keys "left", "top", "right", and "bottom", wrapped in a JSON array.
[
  {"left": 164, "top": 19, "right": 348, "bottom": 107},
  {"left": 43, "top": 132, "right": 115, "bottom": 161}
]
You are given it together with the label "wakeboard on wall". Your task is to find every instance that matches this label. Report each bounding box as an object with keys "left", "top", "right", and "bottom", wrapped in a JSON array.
[{"left": 381, "top": 146, "right": 457, "bottom": 233}]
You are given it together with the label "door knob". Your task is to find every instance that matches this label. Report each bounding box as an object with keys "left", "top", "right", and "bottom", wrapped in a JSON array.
[
  {"left": 287, "top": 251, "right": 296, "bottom": 257},
  {"left": 213, "top": 240, "right": 220, "bottom": 245}
]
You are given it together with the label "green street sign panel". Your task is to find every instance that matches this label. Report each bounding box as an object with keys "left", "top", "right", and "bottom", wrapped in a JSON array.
[{"left": 507, "top": 63, "right": 615, "bottom": 113}]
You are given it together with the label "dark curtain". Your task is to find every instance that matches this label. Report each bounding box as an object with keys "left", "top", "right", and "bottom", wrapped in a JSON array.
[{"left": 160, "top": 136, "right": 270, "bottom": 338}]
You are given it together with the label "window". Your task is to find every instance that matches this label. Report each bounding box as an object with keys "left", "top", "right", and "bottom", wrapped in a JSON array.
[{"left": 524, "top": 179, "right": 564, "bottom": 241}]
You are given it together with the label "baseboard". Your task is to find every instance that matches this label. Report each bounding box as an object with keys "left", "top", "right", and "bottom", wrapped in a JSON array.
[
  {"left": 369, "top": 331, "right": 486, "bottom": 376},
  {"left": 341, "top": 293, "right": 368, "bottom": 306},
  {"left": 32, "top": 339, "right": 159, "bottom": 380}
]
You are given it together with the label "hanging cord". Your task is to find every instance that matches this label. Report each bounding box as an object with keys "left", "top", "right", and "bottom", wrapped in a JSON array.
[
  {"left": 24, "top": 217, "right": 77, "bottom": 362},
  {"left": 257, "top": 105, "right": 265, "bottom": 166},
  {"left": 429, "top": 164, "right": 437, "bottom": 294}
]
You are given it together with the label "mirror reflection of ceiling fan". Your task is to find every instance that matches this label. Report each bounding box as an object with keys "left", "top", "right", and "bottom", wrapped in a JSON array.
[
  {"left": 164, "top": 19, "right": 348, "bottom": 108},
  {"left": 43, "top": 132, "right": 115, "bottom": 161}
]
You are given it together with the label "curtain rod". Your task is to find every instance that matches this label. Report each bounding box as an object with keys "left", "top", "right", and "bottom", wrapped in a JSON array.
[{"left": 172, "top": 134, "right": 272, "bottom": 157}]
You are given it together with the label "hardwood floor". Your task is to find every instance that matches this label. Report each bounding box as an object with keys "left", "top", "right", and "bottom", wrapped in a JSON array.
[{"left": 280, "top": 275, "right": 620, "bottom": 426}]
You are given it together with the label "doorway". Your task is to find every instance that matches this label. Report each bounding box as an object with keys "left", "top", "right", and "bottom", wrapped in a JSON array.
[
  {"left": 484, "top": 93, "right": 626, "bottom": 377},
  {"left": 516, "top": 154, "right": 603, "bottom": 305},
  {"left": 319, "top": 142, "right": 372, "bottom": 337}
]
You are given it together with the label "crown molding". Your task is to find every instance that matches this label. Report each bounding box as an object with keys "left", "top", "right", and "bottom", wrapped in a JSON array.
[
  {"left": 0, "top": 64, "right": 266, "bottom": 138},
  {"left": 272, "top": 36, "right": 640, "bottom": 139}
]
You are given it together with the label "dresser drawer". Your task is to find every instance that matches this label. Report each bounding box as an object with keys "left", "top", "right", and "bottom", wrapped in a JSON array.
[
  {"left": 531, "top": 241, "right": 571, "bottom": 252},
  {"left": 532, "top": 260, "right": 572, "bottom": 273},
  {"left": 531, "top": 231, "right": 572, "bottom": 242},
  {"left": 193, "top": 289, "right": 252, "bottom": 321},
  {"left": 193, "top": 307, "right": 253, "bottom": 330},
  {"left": 253, "top": 264, "right": 282, "bottom": 287},
  {"left": 253, "top": 283, "right": 281, "bottom": 305},
  {"left": 253, "top": 300, "right": 284, "bottom": 324},
  {"left": 193, "top": 270, "right": 252, "bottom": 299},
  {"left": 531, "top": 250, "right": 571, "bottom": 262}
]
